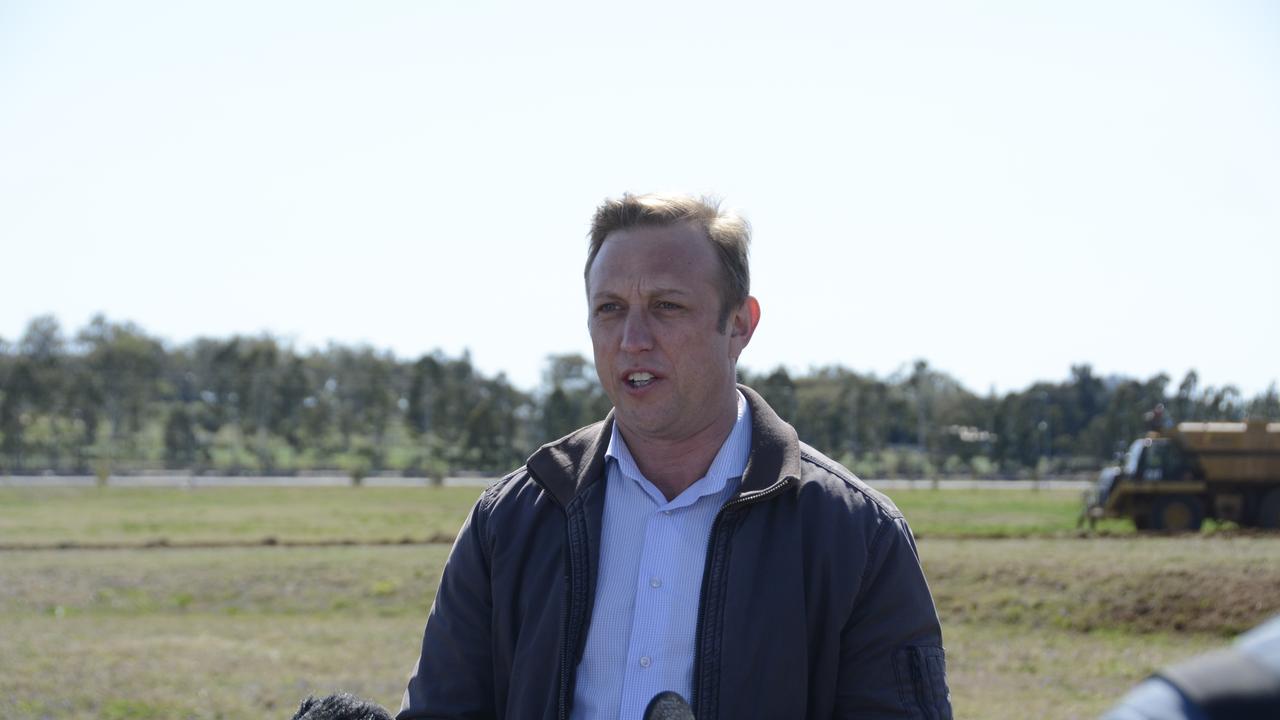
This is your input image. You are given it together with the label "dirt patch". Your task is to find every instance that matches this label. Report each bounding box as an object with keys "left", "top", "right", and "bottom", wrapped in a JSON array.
[{"left": 923, "top": 535, "right": 1280, "bottom": 637}]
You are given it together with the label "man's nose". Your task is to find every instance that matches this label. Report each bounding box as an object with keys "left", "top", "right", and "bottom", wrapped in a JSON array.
[{"left": 620, "top": 309, "right": 654, "bottom": 353}]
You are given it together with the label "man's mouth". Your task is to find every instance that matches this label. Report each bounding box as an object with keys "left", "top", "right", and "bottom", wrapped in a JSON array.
[{"left": 626, "top": 372, "right": 656, "bottom": 388}]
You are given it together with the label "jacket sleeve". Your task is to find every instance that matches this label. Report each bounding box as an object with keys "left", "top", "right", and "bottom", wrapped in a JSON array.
[
  {"left": 397, "top": 499, "right": 496, "bottom": 720},
  {"left": 834, "top": 516, "right": 952, "bottom": 719}
]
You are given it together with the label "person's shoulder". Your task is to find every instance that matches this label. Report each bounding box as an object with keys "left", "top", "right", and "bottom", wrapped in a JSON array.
[
  {"left": 477, "top": 418, "right": 611, "bottom": 515},
  {"left": 787, "top": 444, "right": 921, "bottom": 578},
  {"left": 474, "top": 465, "right": 534, "bottom": 512},
  {"left": 525, "top": 419, "right": 609, "bottom": 482},
  {"left": 793, "top": 441, "right": 905, "bottom": 524}
]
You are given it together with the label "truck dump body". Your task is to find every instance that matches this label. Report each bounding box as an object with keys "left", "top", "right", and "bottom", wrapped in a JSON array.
[
  {"left": 1175, "top": 421, "right": 1280, "bottom": 482},
  {"left": 1088, "top": 419, "right": 1280, "bottom": 530}
]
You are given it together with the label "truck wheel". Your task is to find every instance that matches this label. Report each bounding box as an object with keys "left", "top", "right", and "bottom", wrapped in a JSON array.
[
  {"left": 1151, "top": 495, "right": 1204, "bottom": 532},
  {"left": 1258, "top": 489, "right": 1280, "bottom": 529}
]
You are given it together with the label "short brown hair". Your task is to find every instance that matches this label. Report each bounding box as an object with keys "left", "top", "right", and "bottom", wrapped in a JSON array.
[{"left": 585, "top": 193, "right": 751, "bottom": 329}]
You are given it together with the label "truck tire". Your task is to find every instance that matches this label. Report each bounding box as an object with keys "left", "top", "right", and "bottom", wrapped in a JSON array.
[
  {"left": 1151, "top": 495, "right": 1204, "bottom": 532},
  {"left": 1258, "top": 489, "right": 1280, "bottom": 529}
]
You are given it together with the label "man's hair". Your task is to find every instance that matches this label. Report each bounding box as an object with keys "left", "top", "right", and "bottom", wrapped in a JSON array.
[{"left": 585, "top": 193, "right": 751, "bottom": 329}]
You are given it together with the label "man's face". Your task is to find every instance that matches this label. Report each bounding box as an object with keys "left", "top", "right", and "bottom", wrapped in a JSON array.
[{"left": 587, "top": 222, "right": 758, "bottom": 446}]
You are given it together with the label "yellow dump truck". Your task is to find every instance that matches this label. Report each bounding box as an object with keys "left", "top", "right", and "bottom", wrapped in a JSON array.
[{"left": 1087, "top": 420, "right": 1280, "bottom": 530}]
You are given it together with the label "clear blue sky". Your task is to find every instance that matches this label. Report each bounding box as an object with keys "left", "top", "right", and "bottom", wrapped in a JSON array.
[{"left": 3, "top": 1, "right": 1277, "bottom": 396}]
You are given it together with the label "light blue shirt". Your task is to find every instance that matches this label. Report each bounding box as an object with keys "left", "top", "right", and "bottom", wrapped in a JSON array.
[{"left": 571, "top": 391, "right": 751, "bottom": 720}]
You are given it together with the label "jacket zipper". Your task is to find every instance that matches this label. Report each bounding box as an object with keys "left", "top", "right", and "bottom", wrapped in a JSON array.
[
  {"left": 558, "top": 588, "right": 572, "bottom": 720},
  {"left": 557, "top": 500, "right": 582, "bottom": 720},
  {"left": 689, "top": 478, "right": 793, "bottom": 715},
  {"left": 909, "top": 646, "right": 931, "bottom": 719}
]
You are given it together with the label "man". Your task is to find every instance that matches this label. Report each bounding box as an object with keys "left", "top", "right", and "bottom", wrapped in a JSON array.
[{"left": 398, "top": 193, "right": 951, "bottom": 719}]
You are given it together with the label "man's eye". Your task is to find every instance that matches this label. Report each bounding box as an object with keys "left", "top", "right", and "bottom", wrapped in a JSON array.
[
  {"left": 596, "top": 302, "right": 621, "bottom": 313},
  {"left": 655, "top": 301, "right": 681, "bottom": 311}
]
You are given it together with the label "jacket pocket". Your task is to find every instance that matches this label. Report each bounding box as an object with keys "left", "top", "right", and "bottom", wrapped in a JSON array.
[{"left": 892, "top": 645, "right": 952, "bottom": 720}]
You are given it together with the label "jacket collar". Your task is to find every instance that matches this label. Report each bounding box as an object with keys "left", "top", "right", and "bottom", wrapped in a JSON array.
[{"left": 525, "top": 384, "right": 801, "bottom": 508}]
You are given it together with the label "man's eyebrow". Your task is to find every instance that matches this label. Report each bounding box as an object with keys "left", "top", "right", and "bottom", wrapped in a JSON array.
[{"left": 589, "top": 286, "right": 692, "bottom": 301}]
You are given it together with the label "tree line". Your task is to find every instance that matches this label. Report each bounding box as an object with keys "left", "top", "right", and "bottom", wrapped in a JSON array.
[{"left": 2, "top": 315, "right": 1277, "bottom": 479}]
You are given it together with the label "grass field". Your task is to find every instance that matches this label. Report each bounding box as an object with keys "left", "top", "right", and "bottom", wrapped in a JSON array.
[
  {"left": 0, "top": 485, "right": 1130, "bottom": 548},
  {"left": 2, "top": 486, "right": 1278, "bottom": 719}
]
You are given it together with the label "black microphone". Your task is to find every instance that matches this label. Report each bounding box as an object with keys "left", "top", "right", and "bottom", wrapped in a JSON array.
[
  {"left": 290, "top": 692, "right": 394, "bottom": 720},
  {"left": 644, "top": 691, "right": 695, "bottom": 720}
]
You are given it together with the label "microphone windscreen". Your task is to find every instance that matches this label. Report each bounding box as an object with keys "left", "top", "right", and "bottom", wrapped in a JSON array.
[
  {"left": 643, "top": 691, "right": 696, "bottom": 720},
  {"left": 290, "top": 692, "right": 394, "bottom": 720}
]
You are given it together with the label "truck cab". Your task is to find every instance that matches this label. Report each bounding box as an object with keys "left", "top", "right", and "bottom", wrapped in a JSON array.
[
  {"left": 1122, "top": 437, "right": 1195, "bottom": 483},
  {"left": 1092, "top": 435, "right": 1204, "bottom": 530}
]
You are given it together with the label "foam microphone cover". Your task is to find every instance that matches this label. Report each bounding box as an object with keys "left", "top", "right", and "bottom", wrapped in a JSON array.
[
  {"left": 290, "top": 693, "right": 394, "bottom": 720},
  {"left": 644, "top": 691, "right": 696, "bottom": 720}
]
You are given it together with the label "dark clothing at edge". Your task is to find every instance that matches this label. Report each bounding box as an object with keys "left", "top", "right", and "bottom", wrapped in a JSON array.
[{"left": 398, "top": 386, "right": 952, "bottom": 719}]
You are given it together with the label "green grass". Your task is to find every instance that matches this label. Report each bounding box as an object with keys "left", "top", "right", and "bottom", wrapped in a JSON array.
[
  {"left": 2, "top": 610, "right": 424, "bottom": 719},
  {"left": 942, "top": 620, "right": 1224, "bottom": 719},
  {"left": 932, "top": 535, "right": 1280, "bottom": 718},
  {"left": 0, "top": 545, "right": 448, "bottom": 618},
  {"left": 0, "top": 486, "right": 482, "bottom": 546},
  {"left": 889, "top": 487, "right": 1134, "bottom": 537},
  {"left": 2, "top": 487, "right": 1279, "bottom": 719},
  {"left": 0, "top": 545, "right": 445, "bottom": 719},
  {"left": 0, "top": 486, "right": 1129, "bottom": 548}
]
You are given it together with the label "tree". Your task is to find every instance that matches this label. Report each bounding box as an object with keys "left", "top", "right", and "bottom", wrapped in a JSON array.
[
  {"left": 751, "top": 367, "right": 797, "bottom": 422},
  {"left": 1, "top": 317, "right": 72, "bottom": 470},
  {"left": 4, "top": 312, "right": 1277, "bottom": 477},
  {"left": 1172, "top": 370, "right": 1199, "bottom": 422},
  {"left": 1247, "top": 384, "right": 1280, "bottom": 420},
  {"left": 163, "top": 404, "right": 200, "bottom": 467},
  {"left": 538, "top": 354, "right": 610, "bottom": 442},
  {"left": 78, "top": 316, "right": 166, "bottom": 446}
]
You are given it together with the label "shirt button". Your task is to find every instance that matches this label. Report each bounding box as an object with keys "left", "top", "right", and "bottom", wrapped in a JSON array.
[
  {"left": 649, "top": 577, "right": 662, "bottom": 589},
  {"left": 639, "top": 656, "right": 652, "bottom": 668},
  {"left": 663, "top": 510, "right": 672, "bottom": 516}
]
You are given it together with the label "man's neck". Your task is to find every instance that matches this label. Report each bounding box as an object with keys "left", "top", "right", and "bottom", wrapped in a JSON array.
[{"left": 618, "top": 395, "right": 740, "bottom": 501}]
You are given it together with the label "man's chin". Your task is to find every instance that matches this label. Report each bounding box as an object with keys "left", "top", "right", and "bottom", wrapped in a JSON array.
[{"left": 612, "top": 410, "right": 676, "bottom": 442}]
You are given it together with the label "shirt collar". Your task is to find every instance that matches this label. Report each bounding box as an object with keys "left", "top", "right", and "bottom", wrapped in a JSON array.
[{"left": 605, "top": 390, "right": 752, "bottom": 510}]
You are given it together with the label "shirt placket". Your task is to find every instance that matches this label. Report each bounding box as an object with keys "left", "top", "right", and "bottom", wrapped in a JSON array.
[{"left": 617, "top": 504, "right": 678, "bottom": 711}]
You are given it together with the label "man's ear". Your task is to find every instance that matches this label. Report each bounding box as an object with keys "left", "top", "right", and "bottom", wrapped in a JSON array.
[{"left": 728, "top": 296, "right": 761, "bottom": 358}]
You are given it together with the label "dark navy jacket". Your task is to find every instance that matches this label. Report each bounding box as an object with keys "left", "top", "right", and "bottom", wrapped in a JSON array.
[{"left": 399, "top": 386, "right": 951, "bottom": 719}]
